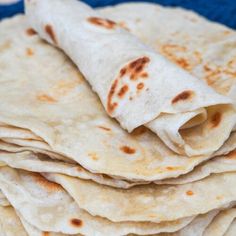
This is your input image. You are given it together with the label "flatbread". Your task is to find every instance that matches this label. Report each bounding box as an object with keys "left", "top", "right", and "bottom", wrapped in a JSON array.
[
  {"left": 0, "top": 14, "right": 224, "bottom": 182},
  {"left": 0, "top": 167, "right": 194, "bottom": 235},
  {"left": 25, "top": 0, "right": 236, "bottom": 157},
  {"left": 45, "top": 171, "right": 236, "bottom": 223}
]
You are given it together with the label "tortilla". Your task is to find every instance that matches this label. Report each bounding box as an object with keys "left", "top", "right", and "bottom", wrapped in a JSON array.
[
  {"left": 0, "top": 14, "right": 224, "bottom": 182},
  {"left": 25, "top": 0, "right": 236, "bottom": 157},
  {"left": 0, "top": 166, "right": 194, "bottom": 235},
  {"left": 45, "top": 171, "right": 236, "bottom": 223}
]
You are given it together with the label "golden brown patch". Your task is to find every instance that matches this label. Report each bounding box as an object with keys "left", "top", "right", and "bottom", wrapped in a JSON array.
[
  {"left": 118, "top": 85, "right": 129, "bottom": 98},
  {"left": 0, "top": 40, "right": 11, "bottom": 52},
  {"left": 131, "top": 126, "right": 147, "bottom": 135},
  {"left": 26, "top": 28, "right": 37, "bottom": 36},
  {"left": 226, "top": 150, "right": 236, "bottom": 159},
  {"left": 37, "top": 94, "right": 57, "bottom": 103},
  {"left": 186, "top": 190, "right": 194, "bottom": 196},
  {"left": 216, "top": 195, "right": 223, "bottom": 200},
  {"left": 160, "top": 44, "right": 202, "bottom": 71},
  {"left": 31, "top": 173, "right": 61, "bottom": 192},
  {"left": 45, "top": 24, "right": 57, "bottom": 44},
  {"left": 88, "top": 152, "right": 99, "bottom": 161},
  {"left": 107, "top": 57, "right": 150, "bottom": 113},
  {"left": 70, "top": 218, "right": 83, "bottom": 227},
  {"left": 26, "top": 47, "right": 34, "bottom": 56},
  {"left": 42, "top": 232, "right": 50, "bottom": 236},
  {"left": 97, "top": 126, "right": 111, "bottom": 131},
  {"left": 118, "top": 21, "right": 130, "bottom": 31},
  {"left": 87, "top": 17, "right": 117, "bottom": 29},
  {"left": 210, "top": 112, "right": 221, "bottom": 128},
  {"left": 137, "top": 82, "right": 144, "bottom": 90},
  {"left": 172, "top": 90, "right": 193, "bottom": 104},
  {"left": 120, "top": 145, "right": 136, "bottom": 154},
  {"left": 107, "top": 79, "right": 118, "bottom": 113}
]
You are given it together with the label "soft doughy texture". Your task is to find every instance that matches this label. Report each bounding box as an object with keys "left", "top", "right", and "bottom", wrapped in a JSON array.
[
  {"left": 45, "top": 172, "right": 236, "bottom": 223},
  {"left": 25, "top": 0, "right": 236, "bottom": 157},
  {"left": 0, "top": 15, "right": 226, "bottom": 182},
  {"left": 0, "top": 167, "right": 194, "bottom": 235},
  {"left": 203, "top": 207, "right": 236, "bottom": 236},
  {"left": 0, "top": 205, "right": 28, "bottom": 236}
]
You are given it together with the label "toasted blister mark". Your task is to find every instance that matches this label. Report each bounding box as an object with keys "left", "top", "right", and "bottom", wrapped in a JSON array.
[
  {"left": 172, "top": 90, "right": 194, "bottom": 104},
  {"left": 45, "top": 24, "right": 57, "bottom": 44},
  {"left": 120, "top": 145, "right": 136, "bottom": 154},
  {"left": 137, "top": 82, "right": 144, "bottom": 90},
  {"left": 97, "top": 126, "right": 111, "bottom": 131},
  {"left": 107, "top": 79, "right": 118, "bottom": 114},
  {"left": 118, "top": 85, "right": 129, "bottom": 97},
  {"left": 31, "top": 173, "right": 61, "bottom": 192},
  {"left": 160, "top": 44, "right": 202, "bottom": 71},
  {"left": 42, "top": 232, "right": 50, "bottom": 236},
  {"left": 26, "top": 47, "right": 34, "bottom": 56},
  {"left": 186, "top": 190, "right": 194, "bottom": 196},
  {"left": 87, "top": 17, "right": 117, "bottom": 29},
  {"left": 88, "top": 152, "right": 99, "bottom": 161},
  {"left": 210, "top": 112, "right": 222, "bottom": 128},
  {"left": 37, "top": 94, "right": 57, "bottom": 103},
  {"left": 118, "top": 21, "right": 130, "bottom": 31},
  {"left": 107, "top": 57, "right": 150, "bottom": 114},
  {"left": 26, "top": 28, "right": 37, "bottom": 36},
  {"left": 226, "top": 150, "right": 236, "bottom": 159},
  {"left": 0, "top": 40, "right": 11, "bottom": 52},
  {"left": 70, "top": 218, "right": 83, "bottom": 227}
]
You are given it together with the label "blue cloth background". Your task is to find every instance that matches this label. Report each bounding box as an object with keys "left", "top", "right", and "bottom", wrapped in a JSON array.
[{"left": 0, "top": 0, "right": 236, "bottom": 29}]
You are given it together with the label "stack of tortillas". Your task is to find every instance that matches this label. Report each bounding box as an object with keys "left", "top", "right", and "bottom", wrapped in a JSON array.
[{"left": 0, "top": 0, "right": 236, "bottom": 235}]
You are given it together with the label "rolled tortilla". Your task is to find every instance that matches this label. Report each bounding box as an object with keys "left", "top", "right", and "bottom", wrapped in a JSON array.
[{"left": 25, "top": 0, "right": 235, "bottom": 156}]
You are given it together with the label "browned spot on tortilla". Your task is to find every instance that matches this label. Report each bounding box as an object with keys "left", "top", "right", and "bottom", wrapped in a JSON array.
[
  {"left": 118, "top": 21, "right": 130, "bottom": 31},
  {"left": 141, "top": 72, "right": 148, "bottom": 78},
  {"left": 107, "top": 57, "right": 150, "bottom": 113},
  {"left": 172, "top": 90, "right": 193, "bottom": 104},
  {"left": 31, "top": 173, "right": 61, "bottom": 192},
  {"left": 45, "top": 24, "right": 57, "bottom": 44},
  {"left": 118, "top": 85, "right": 129, "bottom": 97},
  {"left": 137, "top": 82, "right": 144, "bottom": 90},
  {"left": 87, "top": 17, "right": 117, "bottom": 29},
  {"left": 88, "top": 152, "right": 99, "bottom": 161},
  {"left": 211, "top": 112, "right": 221, "bottom": 128},
  {"left": 37, "top": 94, "right": 57, "bottom": 103},
  {"left": 26, "top": 47, "right": 34, "bottom": 56},
  {"left": 160, "top": 44, "right": 202, "bottom": 71},
  {"left": 186, "top": 190, "right": 194, "bottom": 196},
  {"left": 97, "top": 126, "right": 111, "bottom": 131},
  {"left": 216, "top": 195, "right": 223, "bottom": 200},
  {"left": 0, "top": 40, "right": 11, "bottom": 52},
  {"left": 120, "top": 68, "right": 127, "bottom": 77},
  {"left": 42, "top": 232, "right": 50, "bottom": 236},
  {"left": 71, "top": 218, "right": 83, "bottom": 227},
  {"left": 107, "top": 79, "right": 118, "bottom": 114},
  {"left": 120, "top": 145, "right": 136, "bottom": 154},
  {"left": 26, "top": 28, "right": 37, "bottom": 36},
  {"left": 226, "top": 150, "right": 236, "bottom": 159},
  {"left": 131, "top": 126, "right": 147, "bottom": 135}
]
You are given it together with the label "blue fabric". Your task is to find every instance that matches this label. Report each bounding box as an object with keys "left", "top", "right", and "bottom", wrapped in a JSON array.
[{"left": 0, "top": 0, "right": 236, "bottom": 29}]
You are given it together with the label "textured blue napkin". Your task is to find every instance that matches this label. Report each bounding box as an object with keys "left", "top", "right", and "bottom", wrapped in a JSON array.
[{"left": 0, "top": 0, "right": 236, "bottom": 29}]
